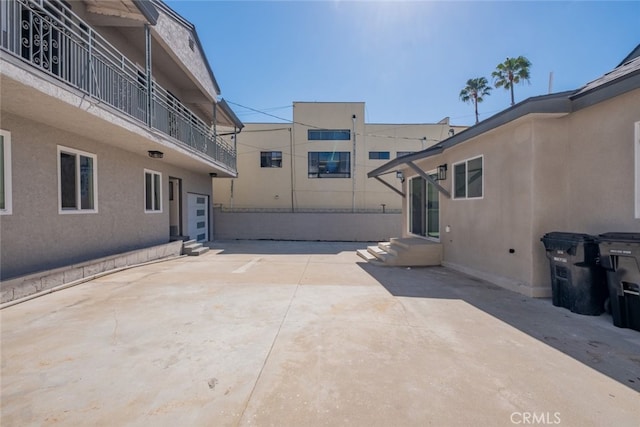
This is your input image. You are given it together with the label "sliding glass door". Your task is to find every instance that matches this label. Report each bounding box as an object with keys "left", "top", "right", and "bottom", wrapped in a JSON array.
[{"left": 408, "top": 173, "right": 439, "bottom": 240}]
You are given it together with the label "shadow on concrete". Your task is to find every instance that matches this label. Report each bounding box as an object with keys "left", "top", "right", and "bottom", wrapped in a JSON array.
[
  {"left": 357, "top": 262, "right": 640, "bottom": 393},
  {"left": 207, "top": 240, "right": 373, "bottom": 255}
]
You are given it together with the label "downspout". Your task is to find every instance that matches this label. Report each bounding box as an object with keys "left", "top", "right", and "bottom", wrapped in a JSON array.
[
  {"left": 352, "top": 114, "right": 356, "bottom": 212},
  {"left": 289, "top": 127, "right": 294, "bottom": 213},
  {"left": 144, "top": 24, "right": 152, "bottom": 127}
]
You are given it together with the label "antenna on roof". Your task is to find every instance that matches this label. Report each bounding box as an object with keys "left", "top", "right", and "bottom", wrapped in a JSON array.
[{"left": 548, "top": 71, "right": 554, "bottom": 94}]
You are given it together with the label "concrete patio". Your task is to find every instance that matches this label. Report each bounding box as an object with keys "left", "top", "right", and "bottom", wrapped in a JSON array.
[{"left": 1, "top": 240, "right": 639, "bottom": 426}]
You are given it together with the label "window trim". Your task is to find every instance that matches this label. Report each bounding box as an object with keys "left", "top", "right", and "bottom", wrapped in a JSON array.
[
  {"left": 144, "top": 169, "right": 163, "bottom": 213},
  {"left": 57, "top": 145, "right": 98, "bottom": 214},
  {"left": 452, "top": 155, "right": 484, "bottom": 200},
  {"left": 0, "top": 130, "right": 12, "bottom": 215}
]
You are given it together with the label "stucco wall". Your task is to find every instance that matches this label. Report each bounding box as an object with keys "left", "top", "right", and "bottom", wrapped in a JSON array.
[
  {"left": 0, "top": 114, "right": 212, "bottom": 280},
  {"left": 152, "top": 7, "right": 218, "bottom": 100},
  {"left": 530, "top": 89, "right": 640, "bottom": 290},
  {"left": 213, "top": 211, "right": 401, "bottom": 242},
  {"left": 395, "top": 88, "right": 640, "bottom": 297},
  {"left": 406, "top": 118, "right": 538, "bottom": 295}
]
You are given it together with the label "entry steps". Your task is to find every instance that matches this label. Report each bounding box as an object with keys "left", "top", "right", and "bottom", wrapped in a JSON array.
[
  {"left": 181, "top": 239, "right": 209, "bottom": 256},
  {"left": 357, "top": 237, "right": 442, "bottom": 267}
]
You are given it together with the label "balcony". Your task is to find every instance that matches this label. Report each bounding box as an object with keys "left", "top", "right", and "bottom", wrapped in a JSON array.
[{"left": 0, "top": 0, "right": 236, "bottom": 172}]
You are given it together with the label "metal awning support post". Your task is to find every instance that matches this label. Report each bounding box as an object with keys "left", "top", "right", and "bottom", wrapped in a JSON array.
[
  {"left": 374, "top": 176, "right": 405, "bottom": 198},
  {"left": 406, "top": 161, "right": 451, "bottom": 198}
]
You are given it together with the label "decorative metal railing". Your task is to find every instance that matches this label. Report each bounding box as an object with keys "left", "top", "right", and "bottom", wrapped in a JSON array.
[{"left": 0, "top": 0, "right": 236, "bottom": 171}]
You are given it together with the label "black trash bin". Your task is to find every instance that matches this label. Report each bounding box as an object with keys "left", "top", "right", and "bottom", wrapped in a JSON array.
[
  {"left": 540, "top": 232, "right": 607, "bottom": 315},
  {"left": 597, "top": 233, "right": 640, "bottom": 331}
]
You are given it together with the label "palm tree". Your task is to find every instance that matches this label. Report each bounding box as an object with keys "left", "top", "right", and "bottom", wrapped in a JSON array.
[
  {"left": 492, "top": 56, "right": 532, "bottom": 106},
  {"left": 459, "top": 77, "right": 492, "bottom": 124}
]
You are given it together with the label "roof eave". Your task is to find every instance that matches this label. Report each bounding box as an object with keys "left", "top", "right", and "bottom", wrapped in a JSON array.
[
  {"left": 368, "top": 91, "right": 574, "bottom": 178},
  {"left": 217, "top": 99, "right": 245, "bottom": 130},
  {"left": 132, "top": 0, "right": 159, "bottom": 25}
]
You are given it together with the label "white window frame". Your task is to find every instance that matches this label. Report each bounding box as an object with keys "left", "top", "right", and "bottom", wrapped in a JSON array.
[
  {"left": 452, "top": 155, "right": 484, "bottom": 200},
  {"left": 0, "top": 130, "right": 12, "bottom": 215},
  {"left": 635, "top": 121, "right": 640, "bottom": 219},
  {"left": 57, "top": 145, "right": 98, "bottom": 214},
  {"left": 144, "top": 169, "right": 163, "bottom": 213}
]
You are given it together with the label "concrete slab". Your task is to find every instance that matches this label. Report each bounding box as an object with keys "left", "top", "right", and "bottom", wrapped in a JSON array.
[{"left": 1, "top": 240, "right": 639, "bottom": 426}]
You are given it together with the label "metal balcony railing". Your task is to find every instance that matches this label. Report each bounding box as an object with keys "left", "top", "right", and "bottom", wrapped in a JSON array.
[{"left": 0, "top": 0, "right": 236, "bottom": 171}]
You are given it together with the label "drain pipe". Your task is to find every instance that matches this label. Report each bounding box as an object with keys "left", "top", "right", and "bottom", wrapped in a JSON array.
[{"left": 352, "top": 114, "right": 356, "bottom": 212}]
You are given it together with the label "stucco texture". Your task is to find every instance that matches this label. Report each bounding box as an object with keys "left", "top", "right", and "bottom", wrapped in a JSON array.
[{"left": 0, "top": 114, "right": 212, "bottom": 280}]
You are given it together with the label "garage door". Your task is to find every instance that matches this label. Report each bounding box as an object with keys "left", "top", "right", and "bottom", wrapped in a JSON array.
[{"left": 187, "top": 193, "right": 208, "bottom": 242}]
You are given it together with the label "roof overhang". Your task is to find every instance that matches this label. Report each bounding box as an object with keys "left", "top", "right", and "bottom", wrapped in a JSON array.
[
  {"left": 83, "top": 0, "right": 158, "bottom": 26},
  {"left": 368, "top": 91, "right": 573, "bottom": 178},
  {"left": 216, "top": 99, "right": 245, "bottom": 130}
]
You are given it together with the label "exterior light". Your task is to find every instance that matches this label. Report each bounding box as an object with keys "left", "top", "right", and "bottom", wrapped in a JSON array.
[
  {"left": 437, "top": 164, "right": 447, "bottom": 181},
  {"left": 148, "top": 150, "right": 163, "bottom": 159},
  {"left": 448, "top": 129, "right": 455, "bottom": 137},
  {"left": 396, "top": 170, "right": 405, "bottom": 182},
  {"left": 209, "top": 173, "right": 218, "bottom": 178}
]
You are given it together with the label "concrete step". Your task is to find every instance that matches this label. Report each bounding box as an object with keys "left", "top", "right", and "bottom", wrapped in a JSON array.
[
  {"left": 356, "top": 248, "right": 376, "bottom": 262},
  {"left": 188, "top": 246, "right": 209, "bottom": 256},
  {"left": 358, "top": 237, "right": 443, "bottom": 267},
  {"left": 367, "top": 245, "right": 387, "bottom": 258},
  {"left": 183, "top": 241, "right": 205, "bottom": 256}
]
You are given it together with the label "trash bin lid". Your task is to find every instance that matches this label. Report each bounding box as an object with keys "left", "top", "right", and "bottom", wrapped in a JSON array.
[
  {"left": 541, "top": 232, "right": 596, "bottom": 253},
  {"left": 542, "top": 232, "right": 595, "bottom": 241},
  {"left": 598, "top": 233, "right": 640, "bottom": 243}
]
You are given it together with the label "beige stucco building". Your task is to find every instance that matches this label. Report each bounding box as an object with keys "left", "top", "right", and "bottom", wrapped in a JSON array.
[
  {"left": 368, "top": 46, "right": 640, "bottom": 298},
  {"left": 0, "top": 0, "right": 242, "bottom": 298},
  {"left": 213, "top": 102, "right": 466, "bottom": 212}
]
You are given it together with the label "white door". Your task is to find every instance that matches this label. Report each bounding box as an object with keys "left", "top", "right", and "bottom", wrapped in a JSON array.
[{"left": 187, "top": 193, "right": 209, "bottom": 242}]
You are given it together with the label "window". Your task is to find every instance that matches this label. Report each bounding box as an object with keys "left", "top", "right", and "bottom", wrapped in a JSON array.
[
  {"left": 369, "top": 151, "right": 390, "bottom": 160},
  {"left": 308, "top": 152, "right": 351, "bottom": 178},
  {"left": 308, "top": 129, "right": 351, "bottom": 141},
  {"left": 0, "top": 130, "right": 12, "bottom": 215},
  {"left": 453, "top": 156, "right": 483, "bottom": 199},
  {"left": 145, "top": 169, "right": 162, "bottom": 212},
  {"left": 58, "top": 146, "right": 97, "bottom": 213},
  {"left": 260, "top": 151, "right": 283, "bottom": 168},
  {"left": 397, "top": 151, "right": 414, "bottom": 158}
]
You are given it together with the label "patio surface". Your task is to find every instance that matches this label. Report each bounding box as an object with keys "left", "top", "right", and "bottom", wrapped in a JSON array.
[{"left": 1, "top": 240, "right": 639, "bottom": 426}]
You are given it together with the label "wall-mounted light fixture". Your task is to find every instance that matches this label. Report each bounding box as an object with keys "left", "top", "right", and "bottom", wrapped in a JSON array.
[
  {"left": 448, "top": 129, "right": 455, "bottom": 137},
  {"left": 148, "top": 150, "right": 164, "bottom": 159},
  {"left": 436, "top": 164, "right": 447, "bottom": 181},
  {"left": 396, "top": 170, "right": 405, "bottom": 182}
]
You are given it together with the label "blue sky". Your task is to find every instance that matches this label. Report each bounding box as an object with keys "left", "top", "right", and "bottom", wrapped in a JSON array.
[{"left": 166, "top": 1, "right": 640, "bottom": 126}]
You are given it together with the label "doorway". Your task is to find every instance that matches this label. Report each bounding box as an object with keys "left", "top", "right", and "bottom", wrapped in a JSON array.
[
  {"left": 169, "top": 177, "right": 182, "bottom": 238},
  {"left": 408, "top": 172, "right": 439, "bottom": 240}
]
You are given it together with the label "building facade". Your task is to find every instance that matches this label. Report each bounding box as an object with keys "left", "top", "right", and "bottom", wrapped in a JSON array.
[
  {"left": 0, "top": 0, "right": 242, "bottom": 288},
  {"left": 214, "top": 102, "right": 466, "bottom": 213}
]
